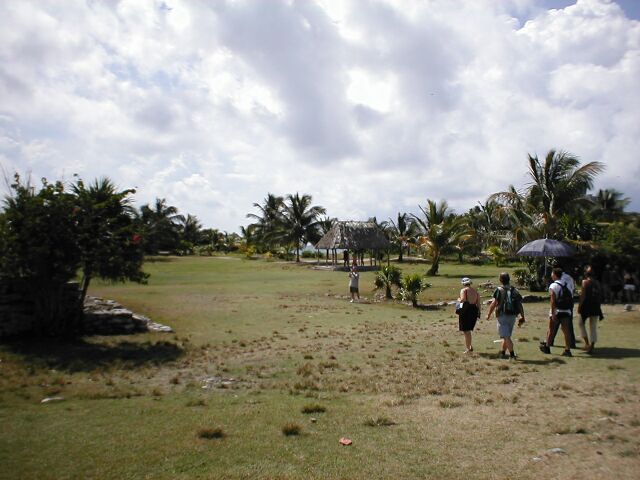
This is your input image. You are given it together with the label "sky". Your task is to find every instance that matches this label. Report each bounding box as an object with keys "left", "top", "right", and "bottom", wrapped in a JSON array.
[{"left": 1, "top": 0, "right": 639, "bottom": 232}]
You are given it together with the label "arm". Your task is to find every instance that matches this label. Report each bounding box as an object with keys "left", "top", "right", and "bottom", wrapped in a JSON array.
[
  {"left": 578, "top": 279, "right": 587, "bottom": 314},
  {"left": 486, "top": 298, "right": 497, "bottom": 320}
]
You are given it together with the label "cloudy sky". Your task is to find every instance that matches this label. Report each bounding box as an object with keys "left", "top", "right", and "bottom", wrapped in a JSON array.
[{"left": 1, "top": 0, "right": 639, "bottom": 232}]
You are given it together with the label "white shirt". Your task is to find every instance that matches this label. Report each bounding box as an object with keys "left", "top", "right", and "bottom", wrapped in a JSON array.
[{"left": 549, "top": 279, "right": 572, "bottom": 315}]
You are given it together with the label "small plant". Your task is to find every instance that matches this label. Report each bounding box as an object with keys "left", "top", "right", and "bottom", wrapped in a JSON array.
[
  {"left": 282, "top": 423, "right": 302, "bottom": 436},
  {"left": 439, "top": 400, "right": 463, "bottom": 408},
  {"left": 399, "top": 273, "right": 430, "bottom": 307},
  {"left": 198, "top": 427, "right": 226, "bottom": 439},
  {"left": 186, "top": 399, "right": 206, "bottom": 407},
  {"left": 374, "top": 265, "right": 402, "bottom": 299},
  {"left": 301, "top": 403, "right": 326, "bottom": 414},
  {"left": 363, "top": 416, "right": 396, "bottom": 427}
]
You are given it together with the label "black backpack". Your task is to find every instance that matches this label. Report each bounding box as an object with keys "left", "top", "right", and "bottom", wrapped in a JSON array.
[
  {"left": 500, "top": 286, "right": 521, "bottom": 315},
  {"left": 554, "top": 281, "right": 573, "bottom": 310}
]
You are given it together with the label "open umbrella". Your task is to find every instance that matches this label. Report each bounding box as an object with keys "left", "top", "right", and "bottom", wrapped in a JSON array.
[
  {"left": 516, "top": 239, "right": 576, "bottom": 257},
  {"left": 516, "top": 238, "right": 576, "bottom": 282}
]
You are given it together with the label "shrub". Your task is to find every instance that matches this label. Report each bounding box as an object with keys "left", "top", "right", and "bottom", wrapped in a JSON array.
[
  {"left": 374, "top": 265, "right": 402, "bottom": 299},
  {"left": 198, "top": 427, "right": 226, "bottom": 439},
  {"left": 301, "top": 403, "right": 326, "bottom": 414},
  {"left": 399, "top": 273, "right": 430, "bottom": 307},
  {"left": 282, "top": 423, "right": 302, "bottom": 436}
]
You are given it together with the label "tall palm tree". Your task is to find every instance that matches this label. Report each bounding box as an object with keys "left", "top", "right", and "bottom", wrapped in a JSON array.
[
  {"left": 590, "top": 188, "right": 629, "bottom": 222},
  {"left": 246, "top": 193, "right": 284, "bottom": 252},
  {"left": 179, "top": 214, "right": 203, "bottom": 246},
  {"left": 525, "top": 149, "right": 604, "bottom": 235},
  {"left": 412, "top": 200, "right": 473, "bottom": 275},
  {"left": 138, "top": 198, "right": 182, "bottom": 253},
  {"left": 384, "top": 212, "right": 416, "bottom": 262},
  {"left": 279, "top": 193, "right": 326, "bottom": 262}
]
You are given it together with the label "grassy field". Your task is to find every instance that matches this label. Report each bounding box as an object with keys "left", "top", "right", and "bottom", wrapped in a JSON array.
[{"left": 1, "top": 256, "right": 639, "bottom": 479}]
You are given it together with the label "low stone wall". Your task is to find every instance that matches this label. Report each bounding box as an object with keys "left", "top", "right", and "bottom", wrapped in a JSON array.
[{"left": 0, "top": 282, "right": 172, "bottom": 337}]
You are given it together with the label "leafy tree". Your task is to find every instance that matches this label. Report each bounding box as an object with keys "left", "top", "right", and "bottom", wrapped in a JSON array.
[
  {"left": 1, "top": 175, "right": 80, "bottom": 334},
  {"left": 279, "top": 193, "right": 326, "bottom": 262},
  {"left": 374, "top": 265, "right": 402, "bottom": 299},
  {"left": 412, "top": 200, "right": 472, "bottom": 275},
  {"left": 72, "top": 177, "right": 148, "bottom": 306}
]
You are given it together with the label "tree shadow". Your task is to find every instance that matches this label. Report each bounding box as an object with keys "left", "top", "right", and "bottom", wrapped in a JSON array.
[
  {"left": 586, "top": 347, "right": 640, "bottom": 359},
  {"left": 1, "top": 337, "right": 185, "bottom": 372}
]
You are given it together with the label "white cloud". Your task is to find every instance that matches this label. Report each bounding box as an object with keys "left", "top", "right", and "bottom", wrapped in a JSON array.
[{"left": 0, "top": 0, "right": 639, "bottom": 232}]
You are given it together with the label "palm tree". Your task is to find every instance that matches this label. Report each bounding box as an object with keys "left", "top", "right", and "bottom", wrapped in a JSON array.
[
  {"left": 374, "top": 265, "right": 402, "bottom": 299},
  {"left": 246, "top": 193, "right": 284, "bottom": 252},
  {"left": 589, "top": 188, "right": 629, "bottom": 222},
  {"left": 384, "top": 213, "right": 416, "bottom": 262},
  {"left": 138, "top": 198, "right": 182, "bottom": 253},
  {"left": 179, "top": 214, "right": 203, "bottom": 246},
  {"left": 279, "top": 193, "right": 326, "bottom": 262},
  {"left": 399, "top": 273, "right": 429, "bottom": 307},
  {"left": 526, "top": 150, "right": 604, "bottom": 235},
  {"left": 412, "top": 200, "right": 472, "bottom": 275}
]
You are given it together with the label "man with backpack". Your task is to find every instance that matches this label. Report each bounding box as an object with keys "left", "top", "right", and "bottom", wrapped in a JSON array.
[
  {"left": 486, "top": 272, "right": 525, "bottom": 359},
  {"left": 540, "top": 267, "right": 574, "bottom": 357}
]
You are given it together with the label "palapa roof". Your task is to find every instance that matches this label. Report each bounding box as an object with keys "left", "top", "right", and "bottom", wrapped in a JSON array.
[{"left": 315, "top": 221, "right": 390, "bottom": 250}]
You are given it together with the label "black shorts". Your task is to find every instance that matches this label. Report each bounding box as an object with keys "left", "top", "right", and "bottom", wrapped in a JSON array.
[{"left": 350, "top": 286, "right": 359, "bottom": 293}]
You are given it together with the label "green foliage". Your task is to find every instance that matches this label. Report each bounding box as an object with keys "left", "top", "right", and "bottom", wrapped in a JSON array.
[
  {"left": 601, "top": 221, "right": 640, "bottom": 270},
  {"left": 1, "top": 175, "right": 80, "bottom": 335},
  {"left": 0, "top": 174, "right": 147, "bottom": 336},
  {"left": 399, "top": 272, "right": 430, "bottom": 307},
  {"left": 72, "top": 178, "right": 148, "bottom": 306},
  {"left": 374, "top": 265, "right": 402, "bottom": 299},
  {"left": 485, "top": 246, "right": 506, "bottom": 267}
]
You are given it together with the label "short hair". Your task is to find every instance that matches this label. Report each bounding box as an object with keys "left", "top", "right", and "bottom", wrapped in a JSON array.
[
  {"left": 584, "top": 265, "right": 594, "bottom": 278},
  {"left": 552, "top": 267, "right": 563, "bottom": 278},
  {"left": 499, "top": 272, "right": 510, "bottom": 285}
]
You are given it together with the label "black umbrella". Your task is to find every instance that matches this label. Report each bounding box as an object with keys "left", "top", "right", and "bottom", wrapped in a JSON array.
[
  {"left": 517, "top": 238, "right": 576, "bottom": 281},
  {"left": 516, "top": 239, "right": 576, "bottom": 257}
]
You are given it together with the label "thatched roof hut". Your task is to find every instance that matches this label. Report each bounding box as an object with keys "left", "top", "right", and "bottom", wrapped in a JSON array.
[{"left": 316, "top": 221, "right": 390, "bottom": 251}]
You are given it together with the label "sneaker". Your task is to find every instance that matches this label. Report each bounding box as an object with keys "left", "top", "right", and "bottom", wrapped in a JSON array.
[
  {"left": 463, "top": 348, "right": 473, "bottom": 354},
  {"left": 539, "top": 343, "right": 551, "bottom": 354},
  {"left": 509, "top": 353, "right": 517, "bottom": 360},
  {"left": 349, "top": 299, "right": 354, "bottom": 303},
  {"left": 561, "top": 349, "right": 572, "bottom": 357},
  {"left": 498, "top": 351, "right": 507, "bottom": 359}
]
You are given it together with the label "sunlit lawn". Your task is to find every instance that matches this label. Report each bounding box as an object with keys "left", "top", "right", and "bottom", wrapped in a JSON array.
[{"left": 1, "top": 255, "right": 639, "bottom": 479}]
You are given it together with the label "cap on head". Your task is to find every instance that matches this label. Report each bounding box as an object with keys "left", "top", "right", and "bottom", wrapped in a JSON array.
[{"left": 461, "top": 277, "right": 471, "bottom": 286}]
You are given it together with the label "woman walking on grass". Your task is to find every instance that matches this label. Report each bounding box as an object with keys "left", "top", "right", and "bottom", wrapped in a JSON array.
[
  {"left": 578, "top": 265, "right": 603, "bottom": 354},
  {"left": 457, "top": 277, "right": 481, "bottom": 354}
]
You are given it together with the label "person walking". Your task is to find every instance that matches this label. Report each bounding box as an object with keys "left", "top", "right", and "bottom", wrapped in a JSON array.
[
  {"left": 486, "top": 272, "right": 525, "bottom": 359},
  {"left": 548, "top": 267, "right": 577, "bottom": 348},
  {"left": 540, "top": 268, "right": 574, "bottom": 357},
  {"left": 348, "top": 265, "right": 360, "bottom": 303},
  {"left": 457, "top": 277, "right": 481, "bottom": 354},
  {"left": 577, "top": 265, "right": 603, "bottom": 354}
]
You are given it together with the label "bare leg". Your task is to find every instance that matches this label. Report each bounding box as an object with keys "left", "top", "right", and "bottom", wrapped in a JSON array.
[{"left": 463, "top": 331, "right": 472, "bottom": 351}]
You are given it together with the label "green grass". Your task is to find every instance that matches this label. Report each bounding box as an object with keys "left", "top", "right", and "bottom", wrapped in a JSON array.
[{"left": 1, "top": 255, "right": 640, "bottom": 479}]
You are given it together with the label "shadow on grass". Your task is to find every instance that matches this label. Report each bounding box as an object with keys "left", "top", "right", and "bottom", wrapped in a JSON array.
[
  {"left": 1, "top": 338, "right": 185, "bottom": 372},
  {"left": 586, "top": 347, "right": 640, "bottom": 359},
  {"left": 476, "top": 352, "right": 567, "bottom": 365}
]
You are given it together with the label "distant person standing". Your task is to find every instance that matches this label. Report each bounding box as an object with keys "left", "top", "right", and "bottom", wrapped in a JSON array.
[
  {"left": 610, "top": 265, "right": 623, "bottom": 304},
  {"left": 486, "top": 272, "right": 525, "bottom": 359},
  {"left": 457, "top": 277, "right": 481, "bottom": 354},
  {"left": 578, "top": 265, "right": 603, "bottom": 354},
  {"left": 623, "top": 269, "right": 637, "bottom": 303},
  {"left": 348, "top": 265, "right": 360, "bottom": 303},
  {"left": 540, "top": 268, "right": 574, "bottom": 357},
  {"left": 343, "top": 250, "right": 350, "bottom": 268}
]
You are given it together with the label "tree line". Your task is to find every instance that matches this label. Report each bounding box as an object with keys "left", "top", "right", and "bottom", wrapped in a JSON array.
[
  {"left": 1, "top": 148, "right": 638, "bottom": 335},
  {"left": 244, "top": 150, "right": 639, "bottom": 277}
]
